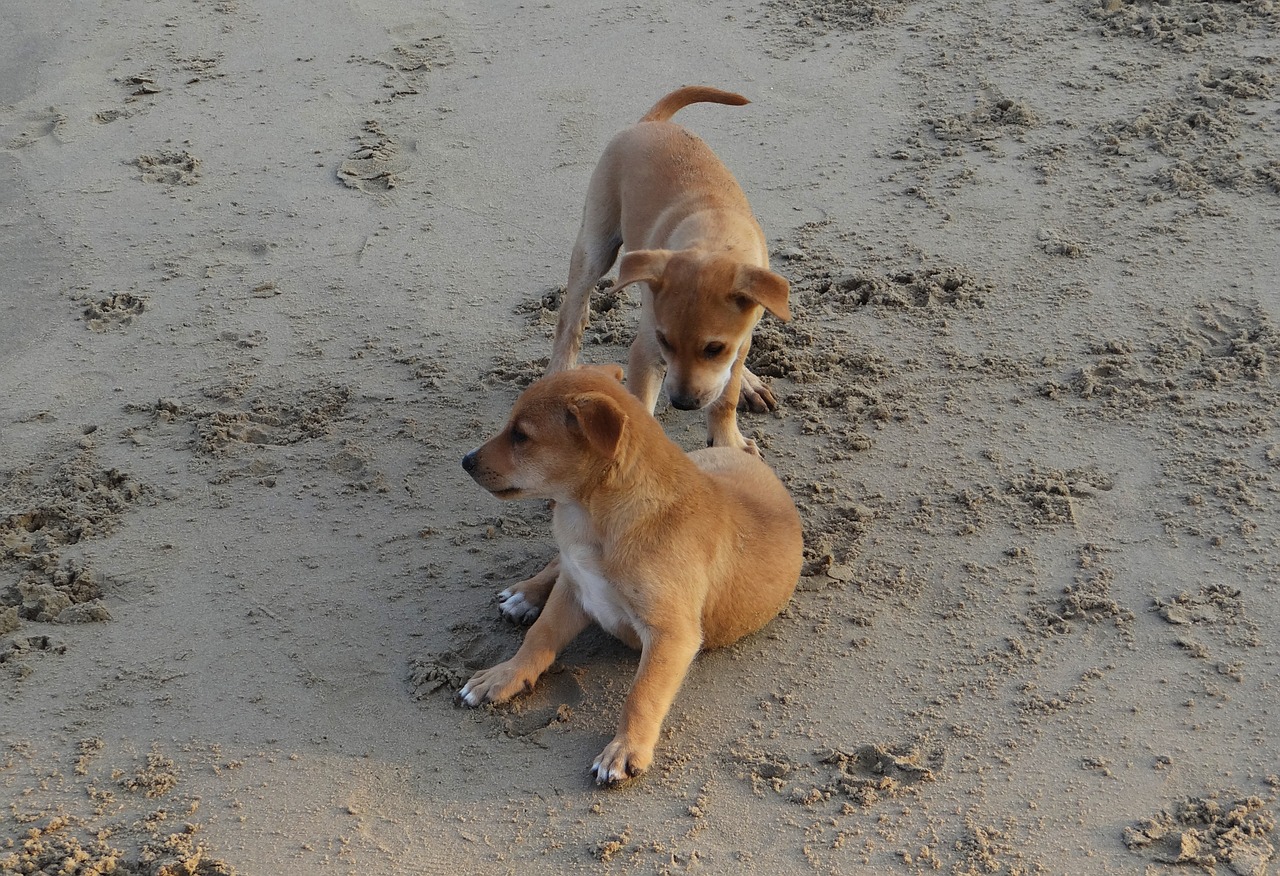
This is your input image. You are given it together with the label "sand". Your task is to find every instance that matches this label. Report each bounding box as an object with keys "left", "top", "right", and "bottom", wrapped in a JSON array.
[{"left": 2, "top": 0, "right": 1278, "bottom": 873}]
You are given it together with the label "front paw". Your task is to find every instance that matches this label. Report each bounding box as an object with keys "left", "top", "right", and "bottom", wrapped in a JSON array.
[
  {"left": 591, "top": 736, "right": 653, "bottom": 786},
  {"left": 498, "top": 588, "right": 542, "bottom": 624},
  {"left": 709, "top": 434, "right": 762, "bottom": 458},
  {"left": 738, "top": 371, "right": 778, "bottom": 413},
  {"left": 458, "top": 660, "right": 533, "bottom": 707}
]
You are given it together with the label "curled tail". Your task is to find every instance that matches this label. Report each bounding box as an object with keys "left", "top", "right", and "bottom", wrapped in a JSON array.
[{"left": 640, "top": 86, "right": 750, "bottom": 123}]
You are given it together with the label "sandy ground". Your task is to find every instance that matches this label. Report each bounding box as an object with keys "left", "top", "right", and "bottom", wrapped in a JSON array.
[{"left": 3, "top": 0, "right": 1279, "bottom": 873}]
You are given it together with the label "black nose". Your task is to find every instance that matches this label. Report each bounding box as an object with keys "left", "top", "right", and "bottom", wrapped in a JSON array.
[
  {"left": 462, "top": 451, "right": 477, "bottom": 472},
  {"left": 669, "top": 394, "right": 700, "bottom": 411}
]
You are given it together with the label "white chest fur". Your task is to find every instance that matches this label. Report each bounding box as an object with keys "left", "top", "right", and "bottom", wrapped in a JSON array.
[
  {"left": 561, "top": 546, "right": 629, "bottom": 633},
  {"left": 554, "top": 504, "right": 635, "bottom": 640}
]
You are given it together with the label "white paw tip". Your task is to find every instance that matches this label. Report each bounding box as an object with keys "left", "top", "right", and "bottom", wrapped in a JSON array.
[
  {"left": 499, "top": 593, "right": 541, "bottom": 622},
  {"left": 591, "top": 763, "right": 625, "bottom": 786}
]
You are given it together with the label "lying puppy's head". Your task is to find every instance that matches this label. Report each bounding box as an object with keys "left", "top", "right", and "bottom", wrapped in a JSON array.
[
  {"left": 616, "top": 249, "right": 790, "bottom": 411},
  {"left": 462, "top": 364, "right": 630, "bottom": 501}
]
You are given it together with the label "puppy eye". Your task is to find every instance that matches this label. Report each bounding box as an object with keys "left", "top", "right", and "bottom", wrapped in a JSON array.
[
  {"left": 703, "top": 342, "right": 726, "bottom": 359},
  {"left": 511, "top": 426, "right": 529, "bottom": 445}
]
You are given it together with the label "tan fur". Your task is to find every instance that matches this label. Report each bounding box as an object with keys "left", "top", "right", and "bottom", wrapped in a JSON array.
[
  {"left": 460, "top": 366, "right": 803, "bottom": 785},
  {"left": 546, "top": 86, "right": 792, "bottom": 455}
]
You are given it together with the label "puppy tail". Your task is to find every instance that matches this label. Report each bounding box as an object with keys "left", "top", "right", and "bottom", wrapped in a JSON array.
[{"left": 640, "top": 86, "right": 749, "bottom": 123}]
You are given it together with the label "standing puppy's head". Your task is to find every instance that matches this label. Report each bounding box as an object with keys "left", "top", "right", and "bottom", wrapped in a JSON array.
[
  {"left": 461, "top": 365, "right": 629, "bottom": 501},
  {"left": 616, "top": 249, "right": 790, "bottom": 410}
]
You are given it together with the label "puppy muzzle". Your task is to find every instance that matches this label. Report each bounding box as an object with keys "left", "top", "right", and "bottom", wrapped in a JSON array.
[
  {"left": 666, "top": 367, "right": 730, "bottom": 411},
  {"left": 668, "top": 392, "right": 703, "bottom": 411}
]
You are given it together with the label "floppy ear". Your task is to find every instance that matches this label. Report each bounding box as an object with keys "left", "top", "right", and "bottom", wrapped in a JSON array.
[
  {"left": 734, "top": 266, "right": 792, "bottom": 322},
  {"left": 613, "top": 249, "right": 673, "bottom": 292},
  {"left": 565, "top": 392, "right": 627, "bottom": 458},
  {"left": 581, "top": 363, "right": 626, "bottom": 384}
]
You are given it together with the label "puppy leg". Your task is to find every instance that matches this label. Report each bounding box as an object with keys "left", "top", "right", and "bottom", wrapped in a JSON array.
[
  {"left": 626, "top": 308, "right": 665, "bottom": 414},
  {"left": 460, "top": 574, "right": 590, "bottom": 706},
  {"left": 498, "top": 555, "right": 559, "bottom": 624},
  {"left": 706, "top": 359, "right": 757, "bottom": 456},
  {"left": 738, "top": 365, "right": 778, "bottom": 414},
  {"left": 592, "top": 627, "right": 701, "bottom": 785},
  {"left": 548, "top": 214, "right": 622, "bottom": 374}
]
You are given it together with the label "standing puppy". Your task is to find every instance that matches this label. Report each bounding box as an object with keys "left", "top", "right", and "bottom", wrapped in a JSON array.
[
  {"left": 460, "top": 366, "right": 802, "bottom": 785},
  {"left": 547, "top": 86, "right": 792, "bottom": 454}
]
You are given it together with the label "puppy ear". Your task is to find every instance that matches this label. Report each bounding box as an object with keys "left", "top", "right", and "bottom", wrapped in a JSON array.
[
  {"left": 566, "top": 392, "right": 627, "bottom": 458},
  {"left": 734, "top": 266, "right": 792, "bottom": 322},
  {"left": 581, "top": 363, "right": 626, "bottom": 384},
  {"left": 614, "top": 249, "right": 673, "bottom": 292}
]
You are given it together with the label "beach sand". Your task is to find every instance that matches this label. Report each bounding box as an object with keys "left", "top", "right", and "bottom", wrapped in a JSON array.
[{"left": 2, "top": 0, "right": 1278, "bottom": 873}]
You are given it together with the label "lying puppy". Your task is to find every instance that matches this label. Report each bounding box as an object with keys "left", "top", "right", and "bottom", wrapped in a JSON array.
[
  {"left": 547, "top": 86, "right": 792, "bottom": 454},
  {"left": 460, "top": 365, "right": 802, "bottom": 785}
]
